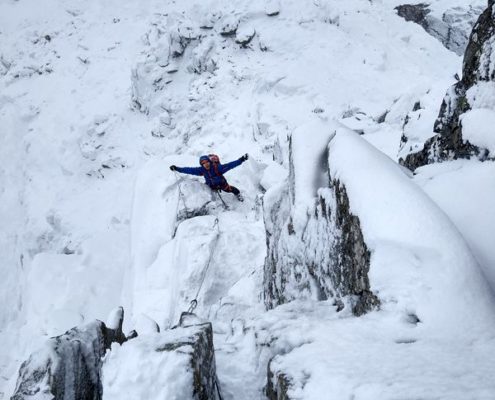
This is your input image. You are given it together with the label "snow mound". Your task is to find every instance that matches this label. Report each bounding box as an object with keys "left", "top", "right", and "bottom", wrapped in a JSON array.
[{"left": 328, "top": 128, "right": 495, "bottom": 334}]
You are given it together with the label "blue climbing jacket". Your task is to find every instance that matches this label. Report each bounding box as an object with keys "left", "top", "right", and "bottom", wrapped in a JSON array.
[{"left": 175, "top": 157, "right": 245, "bottom": 189}]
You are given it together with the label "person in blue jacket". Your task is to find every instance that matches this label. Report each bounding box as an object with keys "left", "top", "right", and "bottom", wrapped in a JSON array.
[{"left": 170, "top": 153, "right": 248, "bottom": 201}]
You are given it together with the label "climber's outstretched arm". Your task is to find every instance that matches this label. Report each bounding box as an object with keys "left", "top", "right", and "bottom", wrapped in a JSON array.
[
  {"left": 220, "top": 154, "right": 248, "bottom": 174},
  {"left": 170, "top": 165, "right": 203, "bottom": 176}
]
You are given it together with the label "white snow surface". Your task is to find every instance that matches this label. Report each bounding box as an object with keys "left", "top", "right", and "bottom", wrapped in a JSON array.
[
  {"left": 103, "top": 327, "right": 204, "bottom": 400},
  {"left": 1, "top": 0, "right": 495, "bottom": 399},
  {"left": 328, "top": 129, "right": 495, "bottom": 335}
]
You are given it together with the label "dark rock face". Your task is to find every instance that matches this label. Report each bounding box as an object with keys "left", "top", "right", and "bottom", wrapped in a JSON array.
[
  {"left": 266, "top": 359, "right": 292, "bottom": 400},
  {"left": 401, "top": 2, "right": 495, "bottom": 170},
  {"left": 395, "top": 3, "right": 483, "bottom": 55},
  {"left": 395, "top": 3, "right": 430, "bottom": 28},
  {"left": 11, "top": 309, "right": 126, "bottom": 400},
  {"left": 169, "top": 313, "right": 218, "bottom": 400},
  {"left": 263, "top": 145, "right": 379, "bottom": 315},
  {"left": 326, "top": 180, "right": 380, "bottom": 316}
]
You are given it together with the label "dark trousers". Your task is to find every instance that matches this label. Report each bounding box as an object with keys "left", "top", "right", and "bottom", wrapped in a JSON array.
[{"left": 211, "top": 182, "right": 240, "bottom": 195}]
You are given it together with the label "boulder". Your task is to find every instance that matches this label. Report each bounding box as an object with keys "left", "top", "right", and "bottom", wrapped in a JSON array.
[{"left": 11, "top": 307, "right": 126, "bottom": 400}]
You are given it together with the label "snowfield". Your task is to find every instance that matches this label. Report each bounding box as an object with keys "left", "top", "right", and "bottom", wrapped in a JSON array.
[{"left": 1, "top": 0, "right": 494, "bottom": 399}]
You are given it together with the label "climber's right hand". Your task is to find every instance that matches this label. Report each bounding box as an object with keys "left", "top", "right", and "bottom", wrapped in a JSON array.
[{"left": 170, "top": 165, "right": 177, "bottom": 171}]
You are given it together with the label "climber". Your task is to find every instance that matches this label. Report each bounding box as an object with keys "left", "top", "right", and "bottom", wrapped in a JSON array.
[{"left": 170, "top": 154, "right": 249, "bottom": 201}]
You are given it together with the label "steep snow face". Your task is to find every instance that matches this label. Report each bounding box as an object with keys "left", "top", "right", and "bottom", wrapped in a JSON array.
[{"left": 2, "top": 0, "right": 495, "bottom": 399}]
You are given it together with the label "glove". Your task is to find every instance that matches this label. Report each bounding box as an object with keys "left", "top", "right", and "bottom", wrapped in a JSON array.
[
  {"left": 241, "top": 153, "right": 249, "bottom": 162},
  {"left": 170, "top": 165, "right": 177, "bottom": 171}
]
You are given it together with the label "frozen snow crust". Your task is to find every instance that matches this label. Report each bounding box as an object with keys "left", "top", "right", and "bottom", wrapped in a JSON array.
[{"left": 2, "top": 0, "right": 495, "bottom": 399}]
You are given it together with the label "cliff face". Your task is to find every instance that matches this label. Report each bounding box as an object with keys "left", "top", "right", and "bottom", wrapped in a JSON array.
[
  {"left": 402, "top": 0, "right": 495, "bottom": 170},
  {"left": 263, "top": 123, "right": 379, "bottom": 316},
  {"left": 395, "top": 3, "right": 484, "bottom": 56}
]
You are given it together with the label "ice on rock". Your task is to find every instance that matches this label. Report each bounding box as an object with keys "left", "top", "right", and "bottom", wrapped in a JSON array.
[
  {"left": 188, "top": 37, "right": 217, "bottom": 74},
  {"left": 12, "top": 318, "right": 127, "bottom": 400}
]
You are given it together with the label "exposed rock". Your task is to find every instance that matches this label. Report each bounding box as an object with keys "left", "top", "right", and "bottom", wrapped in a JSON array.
[
  {"left": 172, "top": 179, "right": 220, "bottom": 226},
  {"left": 219, "top": 15, "right": 239, "bottom": 36},
  {"left": 187, "top": 38, "right": 217, "bottom": 74},
  {"left": 235, "top": 26, "right": 256, "bottom": 47},
  {"left": 266, "top": 359, "right": 292, "bottom": 400},
  {"left": 395, "top": 3, "right": 483, "bottom": 55},
  {"left": 395, "top": 3, "right": 430, "bottom": 28},
  {"left": 173, "top": 316, "right": 218, "bottom": 400},
  {"left": 263, "top": 135, "right": 379, "bottom": 315},
  {"left": 11, "top": 307, "right": 127, "bottom": 400},
  {"left": 265, "top": 0, "right": 281, "bottom": 17},
  {"left": 401, "top": 2, "right": 495, "bottom": 170}
]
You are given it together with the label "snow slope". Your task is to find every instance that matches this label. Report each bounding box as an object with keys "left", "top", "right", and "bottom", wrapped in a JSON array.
[{"left": 1, "top": 0, "right": 494, "bottom": 398}]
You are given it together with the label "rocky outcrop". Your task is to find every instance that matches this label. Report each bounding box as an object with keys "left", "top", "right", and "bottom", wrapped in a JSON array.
[
  {"left": 11, "top": 307, "right": 127, "bottom": 400},
  {"left": 174, "top": 313, "right": 218, "bottom": 400},
  {"left": 266, "top": 359, "right": 292, "bottom": 400},
  {"left": 395, "top": 3, "right": 483, "bottom": 55},
  {"left": 102, "top": 312, "right": 219, "bottom": 400},
  {"left": 263, "top": 133, "right": 379, "bottom": 315},
  {"left": 401, "top": 1, "right": 495, "bottom": 170}
]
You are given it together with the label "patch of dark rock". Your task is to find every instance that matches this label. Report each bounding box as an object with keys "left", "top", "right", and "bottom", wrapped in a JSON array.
[
  {"left": 395, "top": 338, "right": 417, "bottom": 344},
  {"left": 406, "top": 312, "right": 421, "bottom": 325},
  {"left": 236, "top": 30, "right": 256, "bottom": 47},
  {"left": 376, "top": 110, "right": 389, "bottom": 123},
  {"left": 330, "top": 181, "right": 380, "bottom": 315},
  {"left": 266, "top": 359, "right": 292, "bottom": 400},
  {"left": 127, "top": 330, "right": 138, "bottom": 340},
  {"left": 395, "top": 3, "right": 430, "bottom": 28}
]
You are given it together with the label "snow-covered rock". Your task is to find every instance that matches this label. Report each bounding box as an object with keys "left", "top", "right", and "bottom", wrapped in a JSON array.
[
  {"left": 11, "top": 312, "right": 126, "bottom": 400},
  {"left": 395, "top": 3, "right": 484, "bottom": 55},
  {"left": 263, "top": 120, "right": 379, "bottom": 315},
  {"left": 102, "top": 316, "right": 218, "bottom": 400},
  {"left": 402, "top": 0, "right": 495, "bottom": 169}
]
